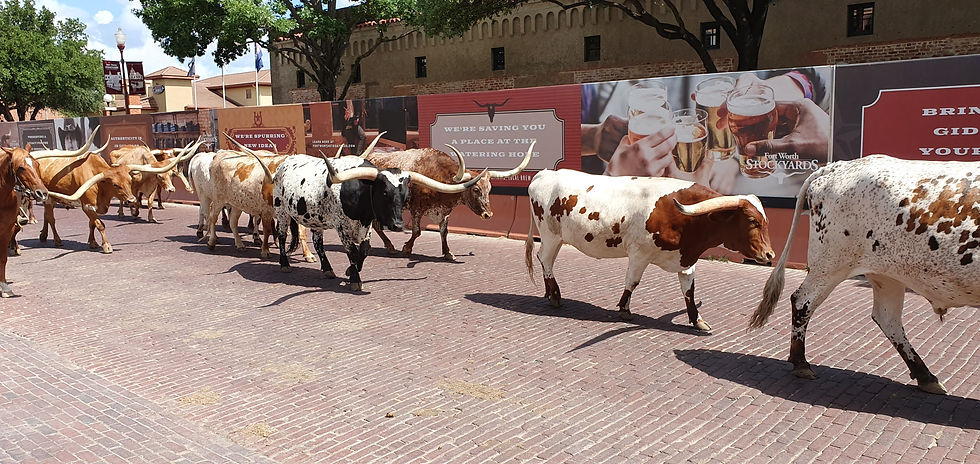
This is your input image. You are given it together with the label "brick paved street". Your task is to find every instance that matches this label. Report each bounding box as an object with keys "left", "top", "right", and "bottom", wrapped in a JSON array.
[{"left": 0, "top": 202, "right": 978, "bottom": 463}]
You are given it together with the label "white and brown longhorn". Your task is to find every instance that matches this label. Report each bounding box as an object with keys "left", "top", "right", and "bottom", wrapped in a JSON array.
[
  {"left": 750, "top": 154, "right": 980, "bottom": 395},
  {"left": 525, "top": 169, "right": 773, "bottom": 331}
]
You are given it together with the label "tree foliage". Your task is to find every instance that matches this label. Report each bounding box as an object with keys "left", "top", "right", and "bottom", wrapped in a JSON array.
[
  {"left": 138, "top": 0, "right": 478, "bottom": 102},
  {"left": 0, "top": 0, "right": 104, "bottom": 121}
]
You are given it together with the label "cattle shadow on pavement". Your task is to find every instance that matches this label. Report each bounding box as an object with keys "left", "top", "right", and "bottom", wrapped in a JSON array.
[
  {"left": 466, "top": 293, "right": 708, "bottom": 339},
  {"left": 675, "top": 349, "right": 980, "bottom": 430}
]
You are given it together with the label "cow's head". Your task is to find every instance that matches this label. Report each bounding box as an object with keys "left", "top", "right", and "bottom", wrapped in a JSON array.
[
  {"left": 674, "top": 194, "right": 775, "bottom": 264},
  {"left": 1, "top": 144, "right": 48, "bottom": 202},
  {"left": 96, "top": 165, "right": 139, "bottom": 214},
  {"left": 446, "top": 141, "right": 535, "bottom": 220}
]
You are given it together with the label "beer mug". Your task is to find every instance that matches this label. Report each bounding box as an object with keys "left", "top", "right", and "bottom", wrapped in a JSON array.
[
  {"left": 727, "top": 84, "right": 777, "bottom": 178},
  {"left": 694, "top": 76, "right": 736, "bottom": 160},
  {"left": 627, "top": 81, "right": 671, "bottom": 145},
  {"left": 671, "top": 108, "right": 708, "bottom": 173}
]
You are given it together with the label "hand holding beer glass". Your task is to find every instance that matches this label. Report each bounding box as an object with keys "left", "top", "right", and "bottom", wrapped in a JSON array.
[
  {"left": 694, "top": 76, "right": 736, "bottom": 161},
  {"left": 726, "top": 84, "right": 777, "bottom": 178},
  {"left": 670, "top": 108, "right": 707, "bottom": 173},
  {"left": 627, "top": 81, "right": 671, "bottom": 144},
  {"left": 601, "top": 81, "right": 677, "bottom": 177}
]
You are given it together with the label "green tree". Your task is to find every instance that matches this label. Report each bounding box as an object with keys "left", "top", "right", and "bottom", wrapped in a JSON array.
[
  {"left": 0, "top": 0, "right": 104, "bottom": 121},
  {"left": 139, "top": 0, "right": 422, "bottom": 101}
]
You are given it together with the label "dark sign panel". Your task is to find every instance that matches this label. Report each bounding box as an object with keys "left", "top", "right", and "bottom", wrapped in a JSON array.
[
  {"left": 127, "top": 62, "right": 146, "bottom": 96},
  {"left": 103, "top": 60, "right": 123, "bottom": 95}
]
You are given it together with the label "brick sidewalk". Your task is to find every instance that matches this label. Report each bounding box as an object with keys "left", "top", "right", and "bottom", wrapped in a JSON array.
[{"left": 0, "top": 203, "right": 978, "bottom": 463}]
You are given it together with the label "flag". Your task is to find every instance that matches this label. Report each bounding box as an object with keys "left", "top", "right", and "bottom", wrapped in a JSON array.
[
  {"left": 254, "top": 44, "right": 264, "bottom": 71},
  {"left": 186, "top": 58, "right": 196, "bottom": 77}
]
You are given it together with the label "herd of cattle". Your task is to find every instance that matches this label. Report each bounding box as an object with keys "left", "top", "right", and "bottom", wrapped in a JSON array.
[{"left": 0, "top": 126, "right": 976, "bottom": 395}]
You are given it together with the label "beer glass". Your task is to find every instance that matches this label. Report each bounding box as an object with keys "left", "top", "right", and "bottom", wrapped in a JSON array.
[
  {"left": 727, "top": 84, "right": 777, "bottom": 178},
  {"left": 694, "top": 76, "right": 736, "bottom": 160},
  {"left": 627, "top": 81, "right": 671, "bottom": 145},
  {"left": 671, "top": 109, "right": 708, "bottom": 172}
]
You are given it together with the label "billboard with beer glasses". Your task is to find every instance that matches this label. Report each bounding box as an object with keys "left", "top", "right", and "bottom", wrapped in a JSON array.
[
  {"left": 581, "top": 66, "right": 833, "bottom": 199},
  {"left": 833, "top": 54, "right": 980, "bottom": 162}
]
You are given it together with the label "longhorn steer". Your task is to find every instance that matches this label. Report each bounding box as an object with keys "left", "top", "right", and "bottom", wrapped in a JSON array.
[
  {"left": 0, "top": 145, "right": 48, "bottom": 297},
  {"left": 750, "top": 155, "right": 980, "bottom": 395},
  {"left": 273, "top": 154, "right": 485, "bottom": 291},
  {"left": 34, "top": 140, "right": 182, "bottom": 253},
  {"left": 526, "top": 169, "right": 774, "bottom": 330},
  {"left": 197, "top": 137, "right": 315, "bottom": 261},
  {"left": 109, "top": 140, "right": 200, "bottom": 222},
  {"left": 366, "top": 142, "right": 534, "bottom": 260}
]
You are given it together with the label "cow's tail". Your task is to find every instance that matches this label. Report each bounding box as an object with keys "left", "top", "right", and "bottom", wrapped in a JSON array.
[
  {"left": 524, "top": 199, "right": 537, "bottom": 284},
  {"left": 286, "top": 218, "right": 299, "bottom": 253},
  {"left": 749, "top": 168, "right": 821, "bottom": 330}
]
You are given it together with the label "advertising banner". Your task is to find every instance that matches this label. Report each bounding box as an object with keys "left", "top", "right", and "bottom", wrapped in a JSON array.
[
  {"left": 582, "top": 66, "right": 834, "bottom": 199},
  {"left": 217, "top": 105, "right": 305, "bottom": 154},
  {"left": 97, "top": 114, "right": 153, "bottom": 152},
  {"left": 103, "top": 60, "right": 123, "bottom": 95},
  {"left": 834, "top": 55, "right": 980, "bottom": 162},
  {"left": 0, "top": 122, "right": 18, "bottom": 148},
  {"left": 53, "top": 117, "right": 99, "bottom": 150},
  {"left": 127, "top": 62, "right": 147, "bottom": 96},
  {"left": 419, "top": 86, "right": 582, "bottom": 188},
  {"left": 17, "top": 120, "right": 56, "bottom": 151},
  {"left": 304, "top": 96, "right": 419, "bottom": 156}
]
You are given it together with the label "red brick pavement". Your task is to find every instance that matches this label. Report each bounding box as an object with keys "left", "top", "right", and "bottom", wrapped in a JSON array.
[{"left": 0, "top": 202, "right": 978, "bottom": 463}]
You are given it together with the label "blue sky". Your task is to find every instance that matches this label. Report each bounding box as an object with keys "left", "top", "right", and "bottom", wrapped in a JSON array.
[{"left": 40, "top": 0, "right": 356, "bottom": 79}]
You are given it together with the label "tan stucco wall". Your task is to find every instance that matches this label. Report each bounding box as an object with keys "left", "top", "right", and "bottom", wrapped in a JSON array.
[
  {"left": 150, "top": 78, "right": 194, "bottom": 112},
  {"left": 272, "top": 0, "right": 980, "bottom": 102}
]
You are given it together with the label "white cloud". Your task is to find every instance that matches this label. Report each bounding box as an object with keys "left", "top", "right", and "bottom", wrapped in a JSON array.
[{"left": 94, "top": 10, "right": 113, "bottom": 24}]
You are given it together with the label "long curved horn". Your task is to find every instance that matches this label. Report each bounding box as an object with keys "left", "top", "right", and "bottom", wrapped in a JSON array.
[
  {"left": 46, "top": 172, "right": 106, "bottom": 202},
  {"left": 31, "top": 125, "right": 101, "bottom": 159},
  {"left": 267, "top": 139, "right": 279, "bottom": 155},
  {"left": 90, "top": 136, "right": 111, "bottom": 154},
  {"left": 325, "top": 159, "right": 379, "bottom": 184},
  {"left": 334, "top": 144, "right": 344, "bottom": 158},
  {"left": 223, "top": 132, "right": 263, "bottom": 158},
  {"left": 408, "top": 168, "right": 487, "bottom": 194},
  {"left": 488, "top": 140, "right": 535, "bottom": 179},
  {"left": 176, "top": 136, "right": 205, "bottom": 162},
  {"left": 445, "top": 144, "right": 471, "bottom": 182},
  {"left": 129, "top": 152, "right": 183, "bottom": 175},
  {"left": 359, "top": 131, "right": 387, "bottom": 158},
  {"left": 673, "top": 196, "right": 743, "bottom": 216}
]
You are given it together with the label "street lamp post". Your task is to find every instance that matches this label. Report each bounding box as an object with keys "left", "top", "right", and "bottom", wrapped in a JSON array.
[{"left": 114, "top": 28, "right": 130, "bottom": 115}]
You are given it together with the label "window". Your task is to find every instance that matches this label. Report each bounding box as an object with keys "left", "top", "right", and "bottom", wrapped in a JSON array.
[
  {"left": 415, "top": 56, "right": 427, "bottom": 78},
  {"left": 246, "top": 88, "right": 253, "bottom": 99},
  {"left": 492, "top": 47, "right": 505, "bottom": 71},
  {"left": 296, "top": 70, "right": 306, "bottom": 88},
  {"left": 351, "top": 63, "right": 361, "bottom": 84},
  {"left": 700, "top": 23, "right": 720, "bottom": 50},
  {"left": 584, "top": 35, "right": 601, "bottom": 62},
  {"left": 847, "top": 2, "right": 874, "bottom": 36}
]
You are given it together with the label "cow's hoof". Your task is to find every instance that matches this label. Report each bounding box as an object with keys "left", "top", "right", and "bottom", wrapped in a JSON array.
[
  {"left": 235, "top": 245, "right": 246, "bottom": 252},
  {"left": 102, "top": 245, "right": 113, "bottom": 254},
  {"left": 54, "top": 240, "right": 63, "bottom": 247},
  {"left": 38, "top": 236, "right": 46, "bottom": 243},
  {"left": 324, "top": 270, "right": 336, "bottom": 279},
  {"left": 384, "top": 246, "right": 398, "bottom": 255},
  {"left": 1, "top": 289, "right": 13, "bottom": 298},
  {"left": 349, "top": 282, "right": 362, "bottom": 292},
  {"left": 618, "top": 309, "right": 634, "bottom": 321},
  {"left": 196, "top": 230, "right": 204, "bottom": 238},
  {"left": 443, "top": 252, "right": 456, "bottom": 262},
  {"left": 401, "top": 246, "right": 413, "bottom": 256},
  {"left": 692, "top": 319, "right": 712, "bottom": 332},
  {"left": 27, "top": 218, "right": 36, "bottom": 224},
  {"left": 253, "top": 238, "right": 262, "bottom": 247},
  {"left": 304, "top": 255, "right": 317, "bottom": 263},
  {"left": 792, "top": 366, "right": 818, "bottom": 380},
  {"left": 548, "top": 295, "right": 562, "bottom": 308},
  {"left": 280, "top": 266, "right": 292, "bottom": 273},
  {"left": 917, "top": 380, "right": 947, "bottom": 395}
]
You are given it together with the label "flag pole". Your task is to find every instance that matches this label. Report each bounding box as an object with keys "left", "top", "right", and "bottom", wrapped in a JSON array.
[{"left": 221, "top": 65, "right": 226, "bottom": 108}]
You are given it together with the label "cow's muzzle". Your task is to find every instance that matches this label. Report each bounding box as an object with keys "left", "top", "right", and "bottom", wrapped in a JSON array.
[
  {"left": 481, "top": 212, "right": 492, "bottom": 220},
  {"left": 32, "top": 190, "right": 47, "bottom": 202}
]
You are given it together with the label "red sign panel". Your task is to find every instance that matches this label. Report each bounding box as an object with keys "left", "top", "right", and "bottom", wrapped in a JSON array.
[
  {"left": 862, "top": 84, "right": 980, "bottom": 160},
  {"left": 127, "top": 62, "right": 146, "bottom": 96},
  {"left": 103, "top": 60, "right": 123, "bottom": 95}
]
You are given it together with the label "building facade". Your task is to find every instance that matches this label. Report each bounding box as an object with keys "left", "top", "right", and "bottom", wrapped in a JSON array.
[{"left": 271, "top": 0, "right": 980, "bottom": 103}]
